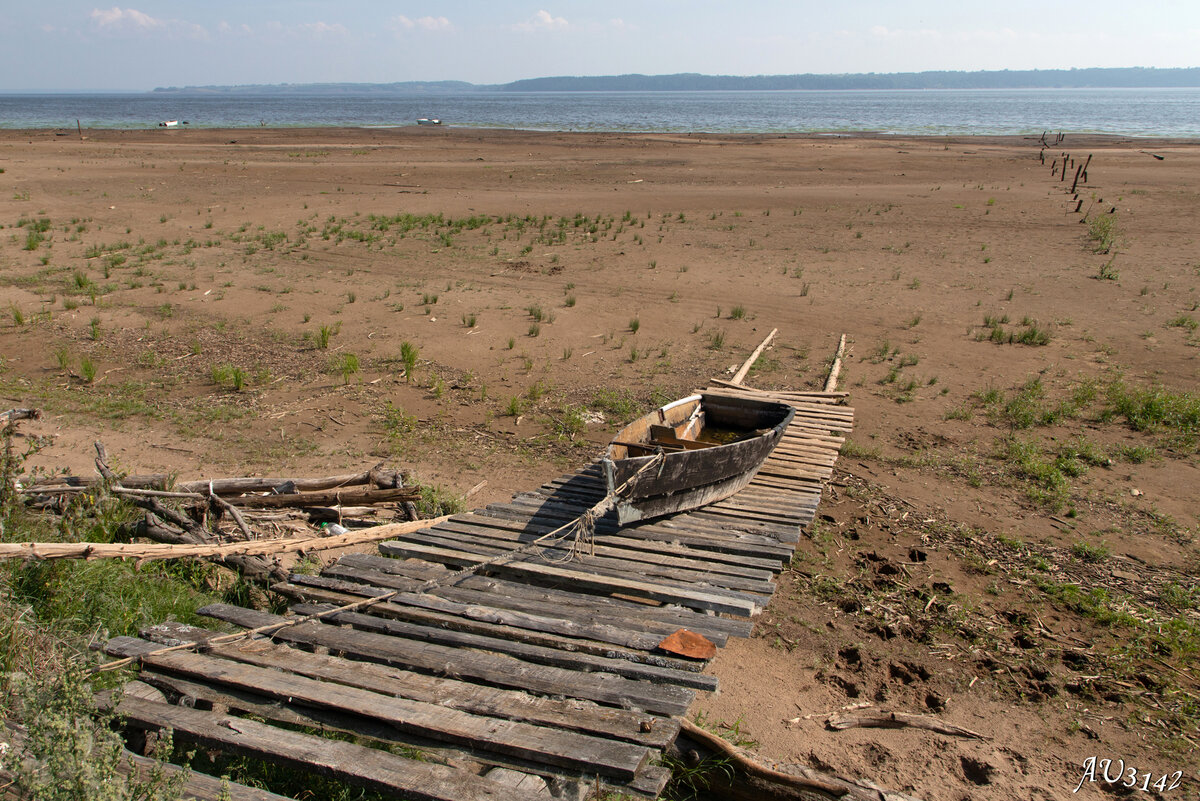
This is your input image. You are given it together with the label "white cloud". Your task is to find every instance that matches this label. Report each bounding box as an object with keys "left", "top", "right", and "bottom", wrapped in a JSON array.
[
  {"left": 513, "top": 10, "right": 568, "bottom": 33},
  {"left": 90, "top": 6, "right": 206, "bottom": 38},
  {"left": 393, "top": 15, "right": 452, "bottom": 32},
  {"left": 218, "top": 21, "right": 253, "bottom": 36},
  {"left": 297, "top": 21, "right": 349, "bottom": 38},
  {"left": 91, "top": 7, "right": 162, "bottom": 31}
]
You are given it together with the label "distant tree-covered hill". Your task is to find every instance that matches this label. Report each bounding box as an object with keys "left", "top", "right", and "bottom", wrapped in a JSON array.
[
  {"left": 152, "top": 81, "right": 481, "bottom": 95},
  {"left": 152, "top": 68, "right": 1200, "bottom": 95},
  {"left": 502, "top": 68, "right": 1200, "bottom": 91}
]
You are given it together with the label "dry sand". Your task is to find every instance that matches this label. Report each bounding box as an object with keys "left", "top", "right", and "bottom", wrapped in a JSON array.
[{"left": 1, "top": 126, "right": 1198, "bottom": 799}]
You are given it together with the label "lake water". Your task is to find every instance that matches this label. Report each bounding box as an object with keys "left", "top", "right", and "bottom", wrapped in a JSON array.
[{"left": 1, "top": 88, "right": 1198, "bottom": 137}]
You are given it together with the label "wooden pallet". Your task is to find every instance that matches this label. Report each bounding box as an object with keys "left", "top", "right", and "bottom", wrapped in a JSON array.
[{"left": 102, "top": 383, "right": 851, "bottom": 800}]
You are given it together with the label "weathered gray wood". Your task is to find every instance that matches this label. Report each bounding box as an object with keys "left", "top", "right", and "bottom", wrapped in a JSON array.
[
  {"left": 288, "top": 602, "right": 720, "bottom": 691},
  {"left": 335, "top": 553, "right": 752, "bottom": 640},
  {"left": 196, "top": 604, "right": 696, "bottom": 716},
  {"left": 378, "top": 540, "right": 760, "bottom": 616},
  {"left": 128, "top": 625, "right": 678, "bottom": 749},
  {"left": 129, "top": 669, "right": 501, "bottom": 776},
  {"left": 393, "top": 524, "right": 778, "bottom": 595},
  {"left": 107, "top": 695, "right": 529, "bottom": 801},
  {"left": 451, "top": 511, "right": 781, "bottom": 575},
  {"left": 223, "top": 486, "right": 417, "bottom": 509},
  {"left": 603, "top": 522, "right": 791, "bottom": 564},
  {"left": 706, "top": 499, "right": 804, "bottom": 523},
  {"left": 481, "top": 502, "right": 793, "bottom": 561},
  {"left": 102, "top": 639, "right": 650, "bottom": 778},
  {"left": 281, "top": 571, "right": 689, "bottom": 658},
  {"left": 682, "top": 509, "right": 800, "bottom": 540}
]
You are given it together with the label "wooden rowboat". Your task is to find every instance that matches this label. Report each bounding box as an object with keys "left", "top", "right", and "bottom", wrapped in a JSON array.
[{"left": 601, "top": 392, "right": 794, "bottom": 525}]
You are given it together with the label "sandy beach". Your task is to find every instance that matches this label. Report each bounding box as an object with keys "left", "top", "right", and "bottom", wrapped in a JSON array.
[{"left": 1, "top": 126, "right": 1197, "bottom": 798}]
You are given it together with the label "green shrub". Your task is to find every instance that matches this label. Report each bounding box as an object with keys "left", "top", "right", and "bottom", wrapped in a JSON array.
[
  {"left": 0, "top": 667, "right": 188, "bottom": 801},
  {"left": 400, "top": 341, "right": 418, "bottom": 382},
  {"left": 1086, "top": 215, "right": 1118, "bottom": 254},
  {"left": 337, "top": 353, "right": 360, "bottom": 384},
  {"left": 1104, "top": 379, "right": 1200, "bottom": 436}
]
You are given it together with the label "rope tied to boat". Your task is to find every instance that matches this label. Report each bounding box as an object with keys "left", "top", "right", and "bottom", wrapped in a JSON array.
[{"left": 536, "top": 450, "right": 664, "bottom": 563}]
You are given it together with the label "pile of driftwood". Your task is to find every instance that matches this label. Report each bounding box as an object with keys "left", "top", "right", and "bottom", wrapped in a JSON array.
[{"left": 9, "top": 437, "right": 438, "bottom": 584}]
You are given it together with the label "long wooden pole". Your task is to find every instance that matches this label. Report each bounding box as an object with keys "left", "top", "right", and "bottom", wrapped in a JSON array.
[
  {"left": 730, "top": 328, "right": 778, "bottom": 385},
  {"left": 823, "top": 334, "right": 847, "bottom": 392},
  {"left": 0, "top": 515, "right": 453, "bottom": 562}
]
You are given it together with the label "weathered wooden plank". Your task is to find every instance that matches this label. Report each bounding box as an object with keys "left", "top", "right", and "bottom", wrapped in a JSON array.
[
  {"left": 378, "top": 541, "right": 760, "bottom": 616},
  {"left": 197, "top": 604, "right": 696, "bottom": 716},
  {"left": 108, "top": 695, "right": 529, "bottom": 801},
  {"left": 335, "top": 553, "right": 753, "bottom": 640},
  {"left": 477, "top": 499, "right": 795, "bottom": 561},
  {"left": 131, "top": 668, "right": 625, "bottom": 798},
  {"left": 288, "top": 602, "right": 719, "bottom": 692},
  {"left": 703, "top": 501, "right": 804, "bottom": 526},
  {"left": 277, "top": 573, "right": 710, "bottom": 672},
  {"left": 285, "top": 571, "right": 670, "bottom": 654},
  {"left": 734, "top": 483, "right": 814, "bottom": 502},
  {"left": 130, "top": 669, "right": 507, "bottom": 777},
  {"left": 766, "top": 453, "right": 838, "bottom": 471},
  {"left": 531, "top": 479, "right": 606, "bottom": 499},
  {"left": 103, "top": 638, "right": 649, "bottom": 779},
  {"left": 132, "top": 624, "right": 679, "bottom": 749},
  {"left": 725, "top": 493, "right": 815, "bottom": 516},
  {"left": 450, "top": 512, "right": 781, "bottom": 575},
  {"left": 770, "top": 439, "right": 842, "bottom": 456},
  {"left": 746, "top": 474, "right": 825, "bottom": 494},
  {"left": 396, "top": 524, "right": 778, "bottom": 595},
  {"left": 285, "top": 571, "right": 707, "bottom": 665},
  {"left": 716, "top": 497, "right": 811, "bottom": 521},
  {"left": 669, "top": 510, "right": 800, "bottom": 542},
  {"left": 618, "top": 519, "right": 793, "bottom": 562}
]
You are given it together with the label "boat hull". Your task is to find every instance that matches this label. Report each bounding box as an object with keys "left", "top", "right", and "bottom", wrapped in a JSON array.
[{"left": 602, "top": 393, "right": 794, "bottom": 525}]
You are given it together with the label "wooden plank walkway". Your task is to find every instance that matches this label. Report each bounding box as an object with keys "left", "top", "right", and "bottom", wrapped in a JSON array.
[{"left": 102, "top": 384, "right": 851, "bottom": 800}]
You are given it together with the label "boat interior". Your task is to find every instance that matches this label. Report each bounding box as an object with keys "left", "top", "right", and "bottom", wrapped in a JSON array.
[{"left": 608, "top": 395, "right": 776, "bottom": 459}]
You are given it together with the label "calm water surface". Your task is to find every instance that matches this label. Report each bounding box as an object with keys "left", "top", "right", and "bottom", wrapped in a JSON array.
[{"left": 1, "top": 88, "right": 1197, "bottom": 137}]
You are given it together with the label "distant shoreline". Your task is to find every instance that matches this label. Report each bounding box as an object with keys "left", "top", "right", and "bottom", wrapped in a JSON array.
[
  {"left": 148, "top": 67, "right": 1200, "bottom": 96},
  {"left": 6, "top": 127, "right": 1198, "bottom": 147}
]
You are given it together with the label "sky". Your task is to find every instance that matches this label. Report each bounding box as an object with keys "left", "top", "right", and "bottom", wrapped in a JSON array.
[{"left": 3, "top": 1, "right": 1199, "bottom": 92}]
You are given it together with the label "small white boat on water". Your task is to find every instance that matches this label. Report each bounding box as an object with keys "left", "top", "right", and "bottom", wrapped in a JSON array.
[
  {"left": 416, "top": 118, "right": 441, "bottom": 126},
  {"left": 158, "top": 120, "right": 189, "bottom": 128}
]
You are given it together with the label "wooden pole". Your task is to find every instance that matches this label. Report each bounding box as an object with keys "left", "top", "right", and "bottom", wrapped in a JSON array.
[
  {"left": 823, "top": 334, "right": 847, "bottom": 392},
  {"left": 0, "top": 515, "right": 454, "bottom": 562},
  {"left": 729, "top": 328, "right": 778, "bottom": 385},
  {"left": 1070, "top": 164, "right": 1083, "bottom": 194}
]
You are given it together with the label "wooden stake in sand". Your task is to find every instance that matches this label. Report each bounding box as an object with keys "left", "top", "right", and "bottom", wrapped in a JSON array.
[{"left": 729, "top": 328, "right": 777, "bottom": 385}]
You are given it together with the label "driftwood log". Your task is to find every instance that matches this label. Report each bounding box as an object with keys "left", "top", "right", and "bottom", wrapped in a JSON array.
[
  {"left": 23, "top": 474, "right": 170, "bottom": 492},
  {"left": 222, "top": 486, "right": 418, "bottom": 509},
  {"left": 176, "top": 467, "right": 406, "bottom": 495},
  {"left": 23, "top": 463, "right": 407, "bottom": 497},
  {"left": 675, "top": 718, "right": 923, "bottom": 801},
  {"left": 0, "top": 407, "right": 41, "bottom": 426},
  {"left": 93, "top": 443, "right": 289, "bottom": 584},
  {"left": 825, "top": 710, "right": 987, "bottom": 740}
]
